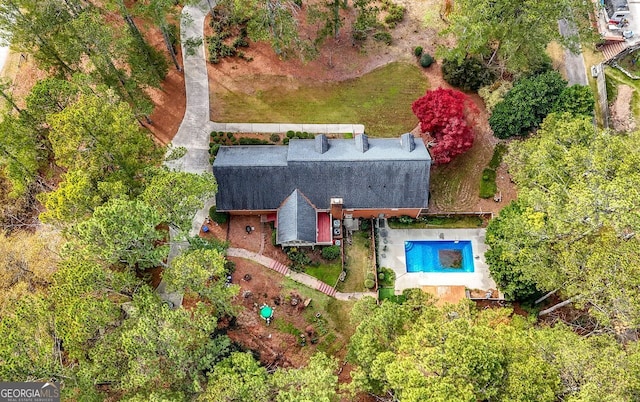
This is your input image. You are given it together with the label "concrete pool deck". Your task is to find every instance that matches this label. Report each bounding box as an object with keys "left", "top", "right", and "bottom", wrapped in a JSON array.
[{"left": 377, "top": 225, "right": 499, "bottom": 296}]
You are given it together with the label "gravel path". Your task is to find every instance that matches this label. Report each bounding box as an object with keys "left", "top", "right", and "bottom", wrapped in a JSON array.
[{"left": 611, "top": 84, "right": 636, "bottom": 132}]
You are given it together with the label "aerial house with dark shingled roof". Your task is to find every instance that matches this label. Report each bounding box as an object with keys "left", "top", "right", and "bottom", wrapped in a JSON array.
[{"left": 213, "top": 133, "right": 431, "bottom": 246}]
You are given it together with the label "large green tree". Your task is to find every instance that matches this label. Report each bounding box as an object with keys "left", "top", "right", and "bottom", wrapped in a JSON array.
[
  {"left": 0, "top": 0, "right": 164, "bottom": 117},
  {"left": 308, "top": 0, "right": 347, "bottom": 43},
  {"left": 271, "top": 352, "right": 339, "bottom": 402},
  {"left": 0, "top": 293, "right": 63, "bottom": 381},
  {"left": 164, "top": 248, "right": 239, "bottom": 316},
  {"left": 489, "top": 71, "right": 567, "bottom": 138},
  {"left": 487, "top": 113, "right": 640, "bottom": 328},
  {"left": 71, "top": 198, "right": 167, "bottom": 270},
  {"left": 347, "top": 291, "right": 435, "bottom": 394},
  {"left": 223, "top": 0, "right": 306, "bottom": 58},
  {"left": 141, "top": 169, "right": 217, "bottom": 234},
  {"left": 133, "top": 0, "right": 182, "bottom": 71},
  {"left": 442, "top": 0, "right": 595, "bottom": 74},
  {"left": 0, "top": 0, "right": 77, "bottom": 73},
  {"left": 76, "top": 287, "right": 232, "bottom": 398},
  {"left": 46, "top": 93, "right": 160, "bottom": 182},
  {"left": 379, "top": 312, "right": 507, "bottom": 401},
  {"left": 533, "top": 325, "right": 640, "bottom": 400},
  {"left": 0, "top": 112, "right": 42, "bottom": 197},
  {"left": 101, "top": 0, "right": 171, "bottom": 81},
  {"left": 50, "top": 255, "right": 140, "bottom": 362},
  {"left": 39, "top": 92, "right": 161, "bottom": 225},
  {"left": 199, "top": 352, "right": 271, "bottom": 401},
  {"left": 347, "top": 297, "right": 640, "bottom": 401},
  {"left": 485, "top": 201, "right": 549, "bottom": 301}
]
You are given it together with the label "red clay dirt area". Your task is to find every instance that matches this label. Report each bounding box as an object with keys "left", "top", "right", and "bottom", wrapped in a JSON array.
[
  {"left": 198, "top": 216, "right": 371, "bottom": 400},
  {"left": 199, "top": 217, "right": 345, "bottom": 365},
  {"left": 198, "top": 216, "right": 312, "bottom": 368},
  {"left": 5, "top": 15, "right": 185, "bottom": 146},
  {"left": 138, "top": 14, "right": 187, "bottom": 145}
]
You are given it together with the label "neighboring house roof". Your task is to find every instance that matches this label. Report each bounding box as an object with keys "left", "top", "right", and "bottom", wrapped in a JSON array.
[
  {"left": 604, "top": 0, "right": 629, "bottom": 19},
  {"left": 277, "top": 189, "right": 317, "bottom": 245},
  {"left": 213, "top": 134, "right": 431, "bottom": 211}
]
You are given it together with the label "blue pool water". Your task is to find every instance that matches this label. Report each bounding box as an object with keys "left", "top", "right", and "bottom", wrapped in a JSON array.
[{"left": 405, "top": 240, "right": 474, "bottom": 273}]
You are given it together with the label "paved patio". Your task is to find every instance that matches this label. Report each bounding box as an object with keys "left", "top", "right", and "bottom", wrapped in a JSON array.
[{"left": 377, "top": 225, "right": 498, "bottom": 296}]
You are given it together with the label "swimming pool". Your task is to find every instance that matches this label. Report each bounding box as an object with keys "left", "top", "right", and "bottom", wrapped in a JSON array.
[{"left": 405, "top": 240, "right": 474, "bottom": 273}]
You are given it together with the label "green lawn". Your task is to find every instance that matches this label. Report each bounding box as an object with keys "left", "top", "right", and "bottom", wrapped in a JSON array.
[
  {"left": 429, "top": 135, "right": 495, "bottom": 211},
  {"left": 280, "top": 278, "right": 354, "bottom": 334},
  {"left": 616, "top": 51, "right": 640, "bottom": 75},
  {"left": 305, "top": 261, "right": 342, "bottom": 287},
  {"left": 280, "top": 278, "right": 356, "bottom": 355},
  {"left": 212, "top": 62, "right": 428, "bottom": 136},
  {"left": 479, "top": 168, "right": 497, "bottom": 199},
  {"left": 378, "top": 288, "right": 406, "bottom": 304},
  {"left": 338, "top": 232, "right": 375, "bottom": 293}
]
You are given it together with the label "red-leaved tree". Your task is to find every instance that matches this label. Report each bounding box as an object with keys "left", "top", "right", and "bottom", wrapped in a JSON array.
[{"left": 411, "top": 88, "right": 477, "bottom": 164}]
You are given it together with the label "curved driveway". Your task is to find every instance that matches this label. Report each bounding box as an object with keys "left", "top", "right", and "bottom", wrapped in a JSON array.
[
  {"left": 165, "top": 1, "right": 216, "bottom": 174},
  {"left": 166, "top": 0, "right": 364, "bottom": 174}
]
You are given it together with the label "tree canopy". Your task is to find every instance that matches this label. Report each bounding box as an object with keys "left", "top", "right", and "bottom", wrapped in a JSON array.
[
  {"left": 38, "top": 89, "right": 162, "bottom": 226},
  {"left": 141, "top": 169, "right": 217, "bottom": 234},
  {"left": 164, "top": 248, "right": 238, "bottom": 316},
  {"left": 489, "top": 71, "right": 567, "bottom": 138},
  {"left": 0, "top": 111, "right": 42, "bottom": 197},
  {"left": 272, "top": 352, "right": 339, "bottom": 402},
  {"left": 347, "top": 296, "right": 640, "bottom": 401},
  {"left": 221, "top": 0, "right": 306, "bottom": 58},
  {"left": 71, "top": 198, "right": 168, "bottom": 270},
  {"left": 442, "top": 0, "right": 596, "bottom": 74},
  {"left": 199, "top": 352, "right": 271, "bottom": 402},
  {"left": 3, "top": 0, "right": 640, "bottom": 399},
  {"left": 487, "top": 113, "right": 640, "bottom": 329},
  {"left": 76, "top": 287, "right": 231, "bottom": 397},
  {"left": 0, "top": 230, "right": 60, "bottom": 314}
]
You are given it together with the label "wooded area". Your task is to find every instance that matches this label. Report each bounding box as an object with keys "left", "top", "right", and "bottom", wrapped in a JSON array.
[{"left": 0, "top": 0, "right": 638, "bottom": 400}]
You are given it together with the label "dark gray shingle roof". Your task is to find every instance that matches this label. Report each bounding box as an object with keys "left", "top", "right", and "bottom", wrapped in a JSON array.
[
  {"left": 213, "top": 135, "right": 431, "bottom": 211},
  {"left": 277, "top": 190, "right": 317, "bottom": 245}
]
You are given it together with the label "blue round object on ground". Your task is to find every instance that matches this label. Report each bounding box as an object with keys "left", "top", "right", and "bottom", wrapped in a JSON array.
[{"left": 260, "top": 305, "right": 273, "bottom": 319}]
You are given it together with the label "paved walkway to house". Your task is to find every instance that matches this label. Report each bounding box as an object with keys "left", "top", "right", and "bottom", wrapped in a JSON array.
[
  {"left": 227, "top": 247, "right": 375, "bottom": 300},
  {"left": 210, "top": 122, "right": 365, "bottom": 135},
  {"left": 166, "top": 0, "right": 364, "bottom": 175}
]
